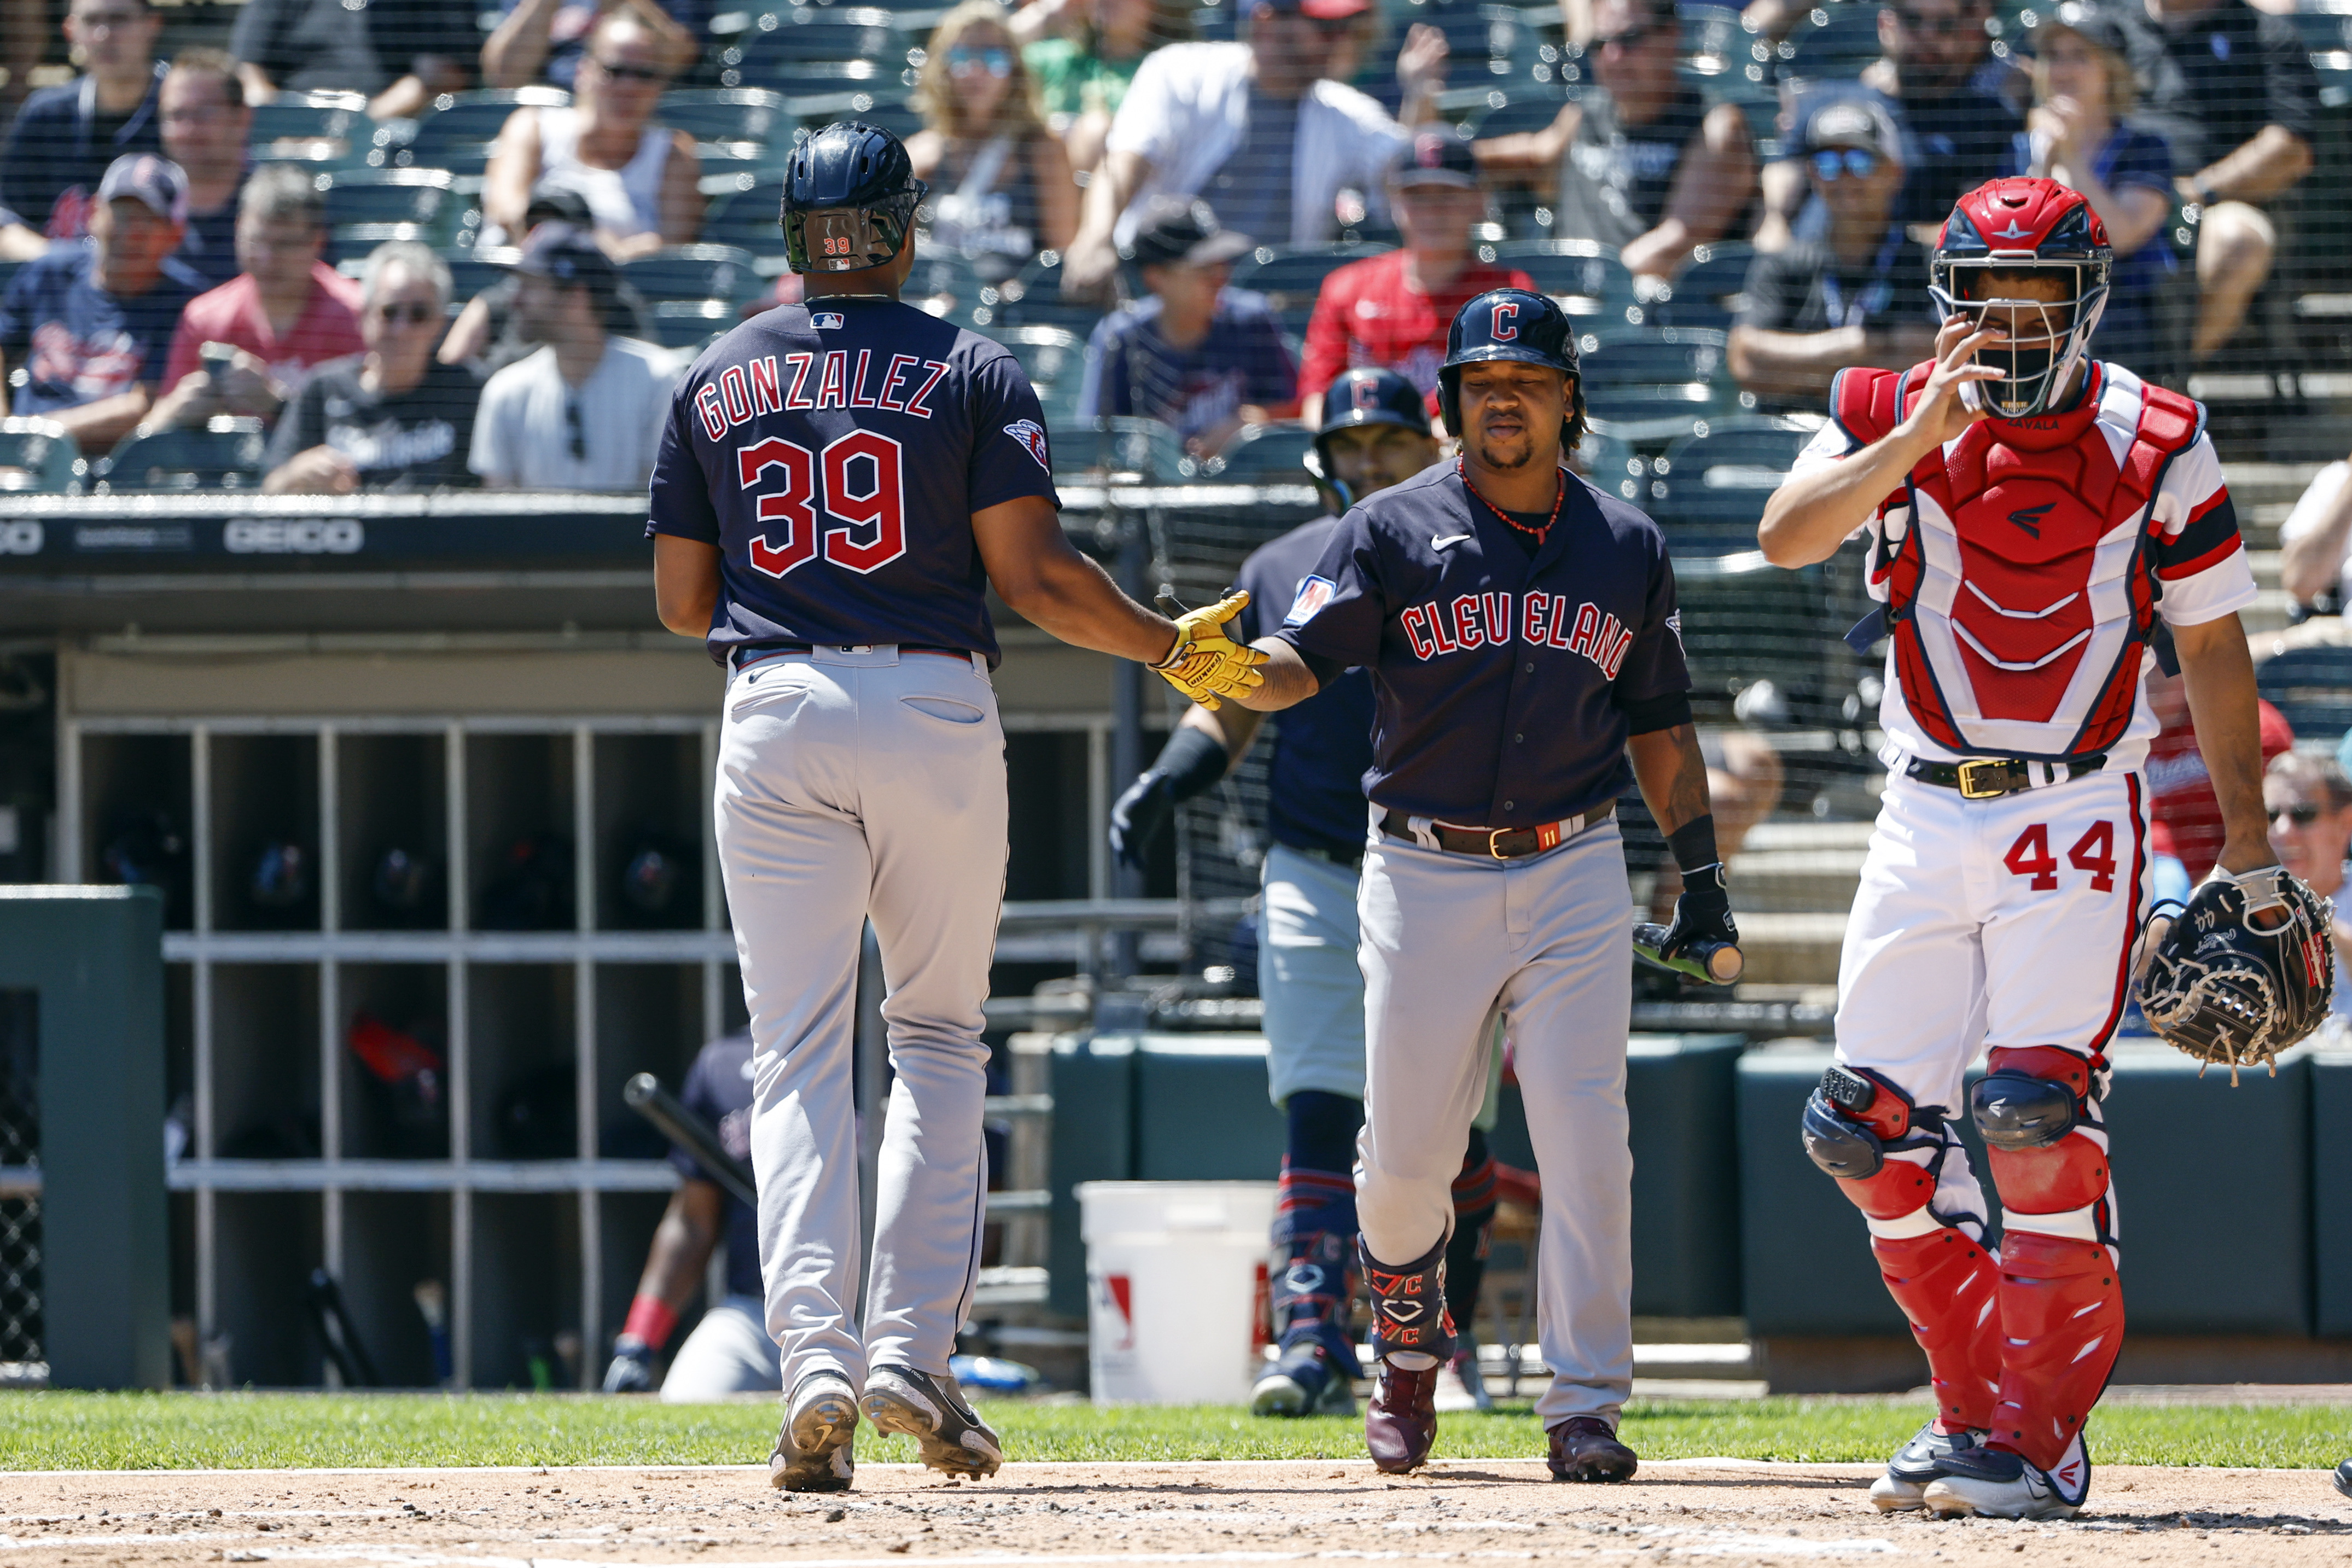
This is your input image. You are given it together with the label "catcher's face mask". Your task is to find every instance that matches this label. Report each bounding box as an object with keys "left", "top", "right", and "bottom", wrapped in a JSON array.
[{"left": 1931, "top": 262, "right": 2108, "bottom": 418}]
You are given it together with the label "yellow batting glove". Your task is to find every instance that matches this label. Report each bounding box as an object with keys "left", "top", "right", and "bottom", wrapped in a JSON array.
[{"left": 1150, "top": 590, "right": 1268, "bottom": 712}]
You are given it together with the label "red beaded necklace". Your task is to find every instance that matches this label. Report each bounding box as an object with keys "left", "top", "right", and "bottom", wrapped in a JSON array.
[{"left": 1456, "top": 460, "right": 1565, "bottom": 543}]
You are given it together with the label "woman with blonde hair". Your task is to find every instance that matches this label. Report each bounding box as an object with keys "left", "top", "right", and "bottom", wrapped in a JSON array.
[
  {"left": 2003, "top": 1, "right": 2179, "bottom": 377},
  {"left": 908, "top": 1, "right": 1079, "bottom": 275}
]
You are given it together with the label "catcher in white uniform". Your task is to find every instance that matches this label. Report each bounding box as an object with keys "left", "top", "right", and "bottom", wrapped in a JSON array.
[{"left": 1759, "top": 176, "right": 2330, "bottom": 1522}]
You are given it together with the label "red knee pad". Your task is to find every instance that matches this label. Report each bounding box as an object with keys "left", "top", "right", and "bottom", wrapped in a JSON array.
[
  {"left": 1986, "top": 1134, "right": 2110, "bottom": 1215},
  {"left": 1873, "top": 1228, "right": 2001, "bottom": 1431},
  {"left": 1977, "top": 1046, "right": 2110, "bottom": 1218},
  {"left": 1989, "top": 1230, "right": 2123, "bottom": 1471}
]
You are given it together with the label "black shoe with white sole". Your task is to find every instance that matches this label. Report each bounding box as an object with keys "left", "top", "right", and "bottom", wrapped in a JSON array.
[
  {"left": 1869, "top": 1420, "right": 1985, "bottom": 1512},
  {"left": 861, "top": 1365, "right": 1004, "bottom": 1479}
]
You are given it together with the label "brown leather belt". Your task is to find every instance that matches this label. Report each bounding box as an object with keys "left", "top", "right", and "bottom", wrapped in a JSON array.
[
  {"left": 734, "top": 643, "right": 970, "bottom": 668},
  {"left": 1378, "top": 800, "right": 1615, "bottom": 860}
]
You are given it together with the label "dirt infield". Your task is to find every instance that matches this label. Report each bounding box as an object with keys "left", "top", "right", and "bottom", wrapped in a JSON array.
[{"left": 0, "top": 1459, "right": 2347, "bottom": 1565}]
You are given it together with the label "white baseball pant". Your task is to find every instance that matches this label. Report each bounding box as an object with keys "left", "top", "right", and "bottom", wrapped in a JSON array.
[
  {"left": 716, "top": 644, "right": 1006, "bottom": 1394},
  {"left": 1355, "top": 815, "right": 1634, "bottom": 1426},
  {"left": 659, "top": 1295, "right": 782, "bottom": 1402}
]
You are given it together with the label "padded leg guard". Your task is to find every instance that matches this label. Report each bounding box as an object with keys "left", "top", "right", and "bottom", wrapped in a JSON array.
[
  {"left": 1447, "top": 1138, "right": 1498, "bottom": 1333},
  {"left": 1987, "top": 1230, "right": 2122, "bottom": 1473},
  {"left": 1361, "top": 1234, "right": 1454, "bottom": 1368},
  {"left": 1872, "top": 1228, "right": 2001, "bottom": 1432}
]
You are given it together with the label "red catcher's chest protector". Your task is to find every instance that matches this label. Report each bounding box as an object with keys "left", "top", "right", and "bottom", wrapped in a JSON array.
[{"left": 1835, "top": 362, "right": 2203, "bottom": 763}]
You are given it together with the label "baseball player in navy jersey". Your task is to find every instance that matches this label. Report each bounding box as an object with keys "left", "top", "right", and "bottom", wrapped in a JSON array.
[
  {"left": 1236, "top": 289, "right": 1737, "bottom": 1479},
  {"left": 647, "top": 121, "right": 1265, "bottom": 1493},
  {"left": 1108, "top": 366, "right": 1523, "bottom": 1420}
]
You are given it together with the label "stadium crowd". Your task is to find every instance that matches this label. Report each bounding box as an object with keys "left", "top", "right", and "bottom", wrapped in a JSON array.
[{"left": 0, "top": 0, "right": 2333, "bottom": 500}]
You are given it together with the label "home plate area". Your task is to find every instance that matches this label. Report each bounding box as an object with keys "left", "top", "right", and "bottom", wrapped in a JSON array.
[{"left": 1, "top": 1461, "right": 2348, "bottom": 1567}]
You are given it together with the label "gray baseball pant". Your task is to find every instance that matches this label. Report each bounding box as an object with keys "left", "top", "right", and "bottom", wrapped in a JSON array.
[
  {"left": 715, "top": 644, "right": 1006, "bottom": 1394},
  {"left": 1354, "top": 817, "right": 1634, "bottom": 1426}
]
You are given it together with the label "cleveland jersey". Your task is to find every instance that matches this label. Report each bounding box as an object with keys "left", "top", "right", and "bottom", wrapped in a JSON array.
[
  {"left": 1797, "top": 361, "right": 2255, "bottom": 771},
  {"left": 1276, "top": 461, "right": 1690, "bottom": 829},
  {"left": 647, "top": 296, "right": 1060, "bottom": 666}
]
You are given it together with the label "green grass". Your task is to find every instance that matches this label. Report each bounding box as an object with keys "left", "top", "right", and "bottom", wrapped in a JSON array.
[{"left": 0, "top": 1392, "right": 2344, "bottom": 1472}]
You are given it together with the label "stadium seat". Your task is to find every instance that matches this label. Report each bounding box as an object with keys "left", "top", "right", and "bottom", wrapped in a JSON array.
[
  {"left": 1781, "top": 2, "right": 1882, "bottom": 83},
  {"left": 1646, "top": 241, "right": 1754, "bottom": 332},
  {"left": 1228, "top": 243, "right": 1393, "bottom": 334},
  {"left": 398, "top": 88, "right": 568, "bottom": 177},
  {"left": 98, "top": 420, "right": 269, "bottom": 493},
  {"left": 2255, "top": 644, "right": 2352, "bottom": 739},
  {"left": 1491, "top": 240, "right": 1641, "bottom": 327},
  {"left": 701, "top": 172, "right": 789, "bottom": 260},
  {"left": 248, "top": 91, "right": 372, "bottom": 166},
  {"left": 730, "top": 51, "right": 911, "bottom": 100},
  {"left": 1644, "top": 415, "right": 1816, "bottom": 549},
  {"left": 995, "top": 252, "right": 1109, "bottom": 335},
  {"left": 619, "top": 245, "right": 763, "bottom": 305},
  {"left": 1573, "top": 426, "right": 1642, "bottom": 504},
  {"left": 992, "top": 325, "right": 1087, "bottom": 423},
  {"left": 1046, "top": 416, "right": 1190, "bottom": 483},
  {"left": 318, "top": 168, "right": 461, "bottom": 263},
  {"left": 1575, "top": 327, "right": 1737, "bottom": 440},
  {"left": 440, "top": 247, "right": 517, "bottom": 304},
  {"left": 1203, "top": 423, "right": 1315, "bottom": 483},
  {"left": 648, "top": 299, "right": 737, "bottom": 349},
  {"left": 0, "top": 418, "right": 81, "bottom": 492},
  {"left": 658, "top": 87, "right": 794, "bottom": 149}
]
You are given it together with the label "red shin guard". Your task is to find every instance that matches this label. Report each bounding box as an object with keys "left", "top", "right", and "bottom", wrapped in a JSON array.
[
  {"left": 1871, "top": 1227, "right": 2001, "bottom": 1431},
  {"left": 1988, "top": 1229, "right": 2122, "bottom": 1471}
]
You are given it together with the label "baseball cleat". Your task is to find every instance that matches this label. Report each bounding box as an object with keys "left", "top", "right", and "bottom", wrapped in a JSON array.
[
  {"left": 1251, "top": 1338, "right": 1357, "bottom": 1418},
  {"left": 1869, "top": 1419, "right": 1986, "bottom": 1512},
  {"left": 1447, "top": 1342, "right": 1494, "bottom": 1412},
  {"left": 861, "top": 1365, "right": 1004, "bottom": 1479},
  {"left": 1546, "top": 1416, "right": 1638, "bottom": 1482},
  {"left": 1365, "top": 1358, "right": 1441, "bottom": 1473},
  {"left": 2335, "top": 1458, "right": 2352, "bottom": 1501},
  {"left": 1920, "top": 1436, "right": 2090, "bottom": 1520},
  {"left": 769, "top": 1369, "right": 858, "bottom": 1493}
]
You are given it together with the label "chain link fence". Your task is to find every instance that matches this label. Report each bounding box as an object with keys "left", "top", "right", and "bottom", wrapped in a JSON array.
[{"left": 0, "top": 989, "right": 38, "bottom": 1369}]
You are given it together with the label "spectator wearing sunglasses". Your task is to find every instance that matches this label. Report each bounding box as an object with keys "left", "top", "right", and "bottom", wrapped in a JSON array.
[
  {"left": 264, "top": 241, "right": 481, "bottom": 493},
  {"left": 480, "top": 8, "right": 702, "bottom": 260},
  {"left": 1015, "top": 0, "right": 1196, "bottom": 173},
  {"left": 1472, "top": 0, "right": 1753, "bottom": 280},
  {"left": 469, "top": 224, "right": 672, "bottom": 491},
  {"left": 1727, "top": 99, "right": 1934, "bottom": 406},
  {"left": 907, "top": 2, "right": 1078, "bottom": 276},
  {"left": 2265, "top": 753, "right": 2352, "bottom": 1033},
  {"left": 2138, "top": 669, "right": 2293, "bottom": 910},
  {"left": 1060, "top": 0, "right": 1448, "bottom": 298},
  {"left": 484, "top": 0, "right": 698, "bottom": 94},
  {"left": 228, "top": 0, "right": 476, "bottom": 124},
  {"left": 1759, "top": 0, "right": 2021, "bottom": 252}
]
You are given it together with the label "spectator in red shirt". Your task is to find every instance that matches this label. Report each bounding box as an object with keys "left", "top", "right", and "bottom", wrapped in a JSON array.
[
  {"left": 2144, "top": 667, "right": 2294, "bottom": 892},
  {"left": 144, "top": 162, "right": 363, "bottom": 431},
  {"left": 1295, "top": 126, "right": 1531, "bottom": 428}
]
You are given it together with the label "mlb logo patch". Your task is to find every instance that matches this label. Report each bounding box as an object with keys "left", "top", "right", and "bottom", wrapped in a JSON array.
[
  {"left": 811, "top": 312, "right": 846, "bottom": 329},
  {"left": 1283, "top": 575, "right": 1337, "bottom": 627},
  {"left": 1004, "top": 419, "right": 1051, "bottom": 470}
]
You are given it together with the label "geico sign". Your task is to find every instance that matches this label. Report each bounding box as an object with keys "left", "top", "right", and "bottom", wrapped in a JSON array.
[
  {"left": 0, "top": 521, "right": 40, "bottom": 555},
  {"left": 224, "top": 518, "right": 365, "bottom": 554}
]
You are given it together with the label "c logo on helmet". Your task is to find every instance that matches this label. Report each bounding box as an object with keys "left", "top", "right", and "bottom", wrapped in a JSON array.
[
  {"left": 1352, "top": 377, "right": 1382, "bottom": 413},
  {"left": 1490, "top": 300, "right": 1520, "bottom": 341}
]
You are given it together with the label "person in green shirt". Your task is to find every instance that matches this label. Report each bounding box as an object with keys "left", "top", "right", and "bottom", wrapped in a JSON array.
[{"left": 1014, "top": 0, "right": 1194, "bottom": 171}]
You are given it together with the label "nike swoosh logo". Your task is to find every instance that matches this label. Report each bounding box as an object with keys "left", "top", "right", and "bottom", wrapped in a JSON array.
[{"left": 1432, "top": 533, "right": 1474, "bottom": 550}]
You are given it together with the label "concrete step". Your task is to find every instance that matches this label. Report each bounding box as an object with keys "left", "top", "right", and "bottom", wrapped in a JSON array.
[
  {"left": 1728, "top": 911, "right": 1850, "bottom": 987},
  {"left": 1728, "top": 846, "right": 1867, "bottom": 913}
]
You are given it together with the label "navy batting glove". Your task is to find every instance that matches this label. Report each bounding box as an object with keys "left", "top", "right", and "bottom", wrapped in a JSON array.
[
  {"left": 1658, "top": 862, "right": 1738, "bottom": 960},
  {"left": 1109, "top": 771, "right": 1175, "bottom": 872},
  {"left": 602, "top": 1338, "right": 656, "bottom": 1394}
]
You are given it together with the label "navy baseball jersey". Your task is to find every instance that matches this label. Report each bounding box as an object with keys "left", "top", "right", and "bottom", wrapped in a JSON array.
[
  {"left": 647, "top": 297, "right": 1061, "bottom": 667},
  {"left": 1276, "top": 463, "right": 1691, "bottom": 828},
  {"left": 1233, "top": 516, "right": 1377, "bottom": 856},
  {"left": 673, "top": 1031, "right": 760, "bottom": 1301}
]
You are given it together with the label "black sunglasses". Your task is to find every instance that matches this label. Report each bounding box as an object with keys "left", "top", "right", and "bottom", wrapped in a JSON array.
[
  {"left": 2272, "top": 803, "right": 2325, "bottom": 826},
  {"left": 1593, "top": 21, "right": 1656, "bottom": 48},
  {"left": 593, "top": 56, "right": 667, "bottom": 82},
  {"left": 374, "top": 300, "right": 436, "bottom": 324},
  {"left": 566, "top": 397, "right": 586, "bottom": 462}
]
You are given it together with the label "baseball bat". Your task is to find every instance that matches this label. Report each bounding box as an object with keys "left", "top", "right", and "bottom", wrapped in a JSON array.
[
  {"left": 624, "top": 1072, "right": 759, "bottom": 1208},
  {"left": 1632, "top": 922, "right": 1744, "bottom": 986}
]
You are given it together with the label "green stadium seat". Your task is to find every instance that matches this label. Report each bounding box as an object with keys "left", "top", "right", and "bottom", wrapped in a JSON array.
[
  {"left": 397, "top": 88, "right": 569, "bottom": 177},
  {"left": 1491, "top": 238, "right": 1641, "bottom": 327},
  {"left": 0, "top": 418, "right": 81, "bottom": 492},
  {"left": 1575, "top": 325, "right": 1738, "bottom": 441},
  {"left": 618, "top": 245, "right": 762, "bottom": 304},
  {"left": 98, "top": 420, "right": 270, "bottom": 493},
  {"left": 647, "top": 299, "right": 737, "bottom": 349},
  {"left": 1644, "top": 414, "right": 1814, "bottom": 546},
  {"left": 1202, "top": 423, "right": 1315, "bottom": 483},
  {"left": 248, "top": 91, "right": 372, "bottom": 167},
  {"left": 658, "top": 87, "right": 794, "bottom": 148},
  {"left": 1046, "top": 417, "right": 1190, "bottom": 483},
  {"left": 1227, "top": 243, "right": 1393, "bottom": 335},
  {"left": 1647, "top": 240, "right": 1753, "bottom": 332}
]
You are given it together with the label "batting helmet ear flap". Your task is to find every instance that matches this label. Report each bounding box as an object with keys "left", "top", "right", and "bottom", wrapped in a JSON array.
[{"left": 1437, "top": 368, "right": 1463, "bottom": 438}]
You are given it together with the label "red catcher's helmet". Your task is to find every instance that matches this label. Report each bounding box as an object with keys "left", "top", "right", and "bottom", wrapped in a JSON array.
[{"left": 1929, "top": 177, "right": 2113, "bottom": 419}]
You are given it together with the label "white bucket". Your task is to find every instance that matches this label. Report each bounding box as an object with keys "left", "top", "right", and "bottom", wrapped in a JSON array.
[{"left": 1078, "top": 1180, "right": 1278, "bottom": 1406}]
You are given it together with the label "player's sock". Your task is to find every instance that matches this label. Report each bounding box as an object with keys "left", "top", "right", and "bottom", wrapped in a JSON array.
[
  {"left": 1272, "top": 1093, "right": 1365, "bottom": 1366},
  {"left": 1446, "top": 1130, "right": 1498, "bottom": 1334}
]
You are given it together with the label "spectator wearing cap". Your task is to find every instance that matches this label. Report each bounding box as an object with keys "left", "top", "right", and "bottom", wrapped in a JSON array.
[
  {"left": 0, "top": 0, "right": 165, "bottom": 241},
  {"left": 1077, "top": 198, "right": 1298, "bottom": 454},
  {"left": 441, "top": 183, "right": 657, "bottom": 373},
  {"left": 264, "top": 240, "right": 481, "bottom": 493},
  {"left": 2117, "top": 0, "right": 2320, "bottom": 364},
  {"left": 1059, "top": 0, "right": 1448, "bottom": 297},
  {"left": 159, "top": 51, "right": 255, "bottom": 293},
  {"left": 480, "top": 7, "right": 701, "bottom": 260},
  {"left": 230, "top": 0, "right": 475, "bottom": 124},
  {"left": 1296, "top": 127, "right": 1532, "bottom": 427},
  {"left": 0, "top": 151, "right": 202, "bottom": 450},
  {"left": 1473, "top": 0, "right": 1754, "bottom": 280},
  {"left": 1727, "top": 99, "right": 1935, "bottom": 405},
  {"left": 484, "top": 0, "right": 697, "bottom": 94},
  {"left": 2004, "top": 3, "right": 2179, "bottom": 380},
  {"left": 144, "top": 164, "right": 365, "bottom": 432},
  {"left": 908, "top": 1, "right": 1078, "bottom": 275},
  {"left": 468, "top": 224, "right": 672, "bottom": 491},
  {"left": 1759, "top": 0, "right": 2021, "bottom": 253}
]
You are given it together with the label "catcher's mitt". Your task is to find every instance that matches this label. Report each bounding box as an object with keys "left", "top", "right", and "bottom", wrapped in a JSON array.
[
  {"left": 1151, "top": 590, "right": 1266, "bottom": 710},
  {"left": 2136, "top": 864, "right": 2336, "bottom": 1083}
]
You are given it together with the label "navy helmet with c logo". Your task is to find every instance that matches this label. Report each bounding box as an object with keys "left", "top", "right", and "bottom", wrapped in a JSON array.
[{"left": 1436, "top": 288, "right": 1580, "bottom": 438}]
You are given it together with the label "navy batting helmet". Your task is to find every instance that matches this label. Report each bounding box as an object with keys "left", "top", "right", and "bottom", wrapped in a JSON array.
[
  {"left": 781, "top": 121, "right": 928, "bottom": 275},
  {"left": 1436, "top": 288, "right": 1582, "bottom": 441},
  {"left": 1307, "top": 366, "right": 1432, "bottom": 505}
]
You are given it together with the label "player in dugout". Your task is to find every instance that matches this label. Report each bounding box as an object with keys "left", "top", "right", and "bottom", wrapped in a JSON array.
[{"left": 602, "top": 1030, "right": 778, "bottom": 1400}]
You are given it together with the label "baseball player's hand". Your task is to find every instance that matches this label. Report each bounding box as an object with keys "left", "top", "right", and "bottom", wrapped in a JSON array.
[
  {"left": 1151, "top": 591, "right": 1267, "bottom": 710},
  {"left": 1109, "top": 769, "right": 1176, "bottom": 871},
  {"left": 602, "top": 1338, "right": 656, "bottom": 1394},
  {"left": 1901, "top": 313, "right": 2007, "bottom": 448},
  {"left": 1656, "top": 862, "right": 1739, "bottom": 963}
]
